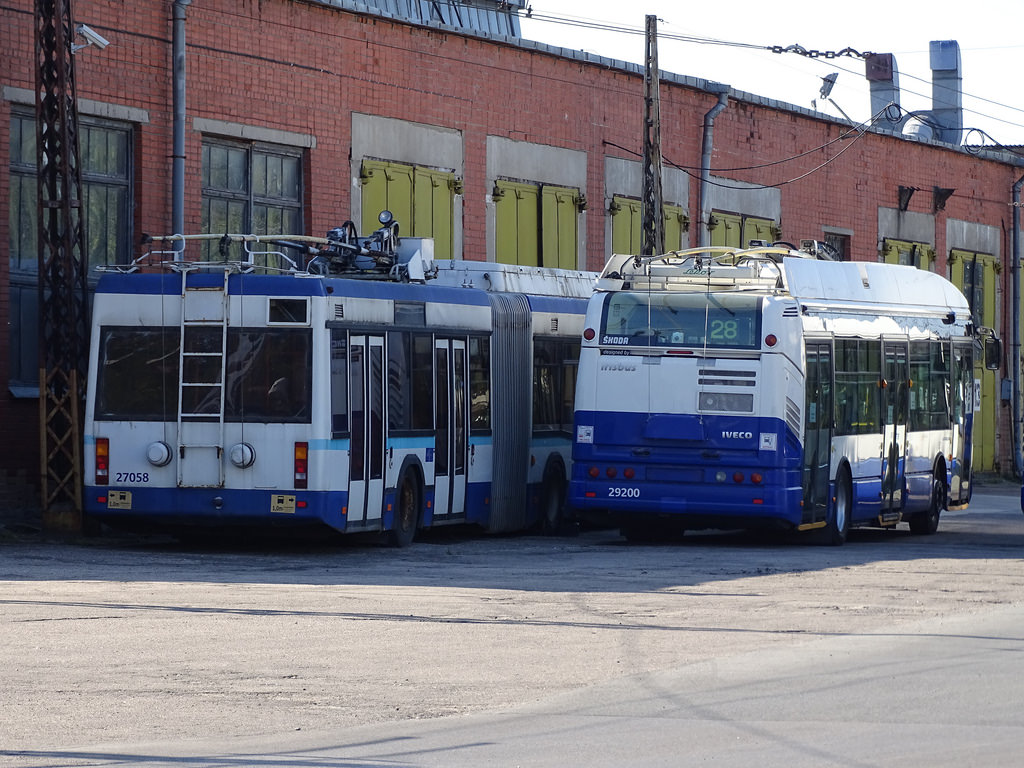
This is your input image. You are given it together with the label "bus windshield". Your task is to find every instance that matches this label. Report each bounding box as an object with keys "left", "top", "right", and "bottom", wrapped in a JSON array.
[{"left": 599, "top": 291, "right": 762, "bottom": 349}]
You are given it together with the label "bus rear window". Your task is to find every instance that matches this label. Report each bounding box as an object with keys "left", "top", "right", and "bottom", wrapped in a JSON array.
[
  {"left": 95, "top": 327, "right": 180, "bottom": 420},
  {"left": 95, "top": 326, "right": 312, "bottom": 422},
  {"left": 600, "top": 292, "right": 762, "bottom": 349}
]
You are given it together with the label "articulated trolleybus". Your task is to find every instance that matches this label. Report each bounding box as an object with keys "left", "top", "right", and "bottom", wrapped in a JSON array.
[
  {"left": 83, "top": 214, "right": 594, "bottom": 544},
  {"left": 571, "top": 241, "right": 1000, "bottom": 544}
]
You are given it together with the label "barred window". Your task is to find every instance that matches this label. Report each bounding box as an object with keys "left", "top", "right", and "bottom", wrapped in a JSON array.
[
  {"left": 9, "top": 110, "right": 132, "bottom": 389},
  {"left": 201, "top": 139, "right": 303, "bottom": 265}
]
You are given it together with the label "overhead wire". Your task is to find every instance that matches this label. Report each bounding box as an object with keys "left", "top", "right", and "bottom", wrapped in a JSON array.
[
  {"left": 514, "top": 5, "right": 1024, "bottom": 140},
  {"left": 792, "top": 47, "right": 1024, "bottom": 133},
  {"left": 604, "top": 103, "right": 886, "bottom": 190}
]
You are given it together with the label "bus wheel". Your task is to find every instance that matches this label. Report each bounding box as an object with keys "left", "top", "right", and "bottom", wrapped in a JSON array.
[
  {"left": 910, "top": 476, "right": 944, "bottom": 535},
  {"left": 389, "top": 471, "right": 421, "bottom": 548},
  {"left": 824, "top": 466, "right": 852, "bottom": 546},
  {"left": 540, "top": 467, "right": 567, "bottom": 535}
]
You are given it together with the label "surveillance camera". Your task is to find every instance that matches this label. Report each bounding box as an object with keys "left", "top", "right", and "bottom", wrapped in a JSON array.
[{"left": 76, "top": 24, "right": 110, "bottom": 50}]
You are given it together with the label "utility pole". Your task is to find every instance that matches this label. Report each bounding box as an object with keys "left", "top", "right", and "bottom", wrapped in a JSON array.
[
  {"left": 35, "top": 0, "right": 88, "bottom": 531},
  {"left": 640, "top": 14, "right": 664, "bottom": 257}
]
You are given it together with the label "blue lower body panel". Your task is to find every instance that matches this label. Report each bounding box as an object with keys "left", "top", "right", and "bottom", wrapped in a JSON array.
[{"left": 571, "top": 411, "right": 802, "bottom": 530}]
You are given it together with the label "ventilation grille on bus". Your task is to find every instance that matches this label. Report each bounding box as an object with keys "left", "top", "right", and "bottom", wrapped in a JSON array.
[
  {"left": 697, "top": 369, "right": 756, "bottom": 387},
  {"left": 334, "top": 302, "right": 344, "bottom": 320},
  {"left": 785, "top": 397, "right": 801, "bottom": 435},
  {"left": 782, "top": 305, "right": 800, "bottom": 317},
  {"left": 550, "top": 317, "right": 559, "bottom": 333}
]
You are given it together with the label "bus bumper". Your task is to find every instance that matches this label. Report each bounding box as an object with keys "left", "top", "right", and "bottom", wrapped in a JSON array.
[
  {"left": 570, "top": 479, "right": 803, "bottom": 530},
  {"left": 83, "top": 485, "right": 350, "bottom": 532}
]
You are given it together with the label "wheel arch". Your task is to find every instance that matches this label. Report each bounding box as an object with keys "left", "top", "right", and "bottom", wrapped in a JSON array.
[
  {"left": 933, "top": 452, "right": 949, "bottom": 486},
  {"left": 537, "top": 452, "right": 570, "bottom": 534},
  {"left": 393, "top": 454, "right": 426, "bottom": 526}
]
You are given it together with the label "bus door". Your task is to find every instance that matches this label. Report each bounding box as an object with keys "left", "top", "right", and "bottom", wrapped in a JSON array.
[
  {"left": 950, "top": 341, "right": 974, "bottom": 505},
  {"left": 433, "top": 338, "right": 468, "bottom": 521},
  {"left": 881, "top": 340, "right": 910, "bottom": 518},
  {"left": 347, "top": 335, "right": 386, "bottom": 525},
  {"left": 801, "top": 341, "right": 833, "bottom": 525}
]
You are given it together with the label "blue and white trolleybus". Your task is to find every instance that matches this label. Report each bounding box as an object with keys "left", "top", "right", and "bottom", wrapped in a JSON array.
[
  {"left": 83, "top": 217, "right": 594, "bottom": 544},
  {"left": 570, "top": 241, "right": 999, "bottom": 544}
]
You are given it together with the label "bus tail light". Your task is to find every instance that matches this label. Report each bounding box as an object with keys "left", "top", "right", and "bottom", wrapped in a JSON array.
[
  {"left": 605, "top": 467, "right": 617, "bottom": 479},
  {"left": 751, "top": 472, "right": 763, "bottom": 484},
  {"left": 624, "top": 467, "right": 635, "bottom": 479},
  {"left": 588, "top": 466, "right": 600, "bottom": 478},
  {"left": 95, "top": 438, "right": 109, "bottom": 485},
  {"left": 294, "top": 442, "right": 308, "bottom": 489},
  {"left": 733, "top": 472, "right": 744, "bottom": 483}
]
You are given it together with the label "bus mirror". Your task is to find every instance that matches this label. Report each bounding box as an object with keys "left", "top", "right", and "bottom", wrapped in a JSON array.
[{"left": 985, "top": 337, "right": 1001, "bottom": 370}]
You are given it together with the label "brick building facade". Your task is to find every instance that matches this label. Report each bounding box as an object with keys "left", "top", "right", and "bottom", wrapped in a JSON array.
[{"left": 2, "top": 0, "right": 1022, "bottom": 508}]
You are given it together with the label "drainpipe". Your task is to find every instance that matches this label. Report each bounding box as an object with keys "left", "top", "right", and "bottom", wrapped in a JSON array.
[
  {"left": 699, "top": 86, "right": 729, "bottom": 248},
  {"left": 172, "top": 0, "right": 191, "bottom": 252},
  {"left": 1013, "top": 173, "right": 1024, "bottom": 477}
]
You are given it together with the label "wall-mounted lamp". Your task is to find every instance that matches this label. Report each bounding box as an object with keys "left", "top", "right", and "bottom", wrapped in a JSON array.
[
  {"left": 73, "top": 23, "right": 110, "bottom": 53},
  {"left": 812, "top": 72, "right": 854, "bottom": 123},
  {"left": 819, "top": 73, "right": 838, "bottom": 100}
]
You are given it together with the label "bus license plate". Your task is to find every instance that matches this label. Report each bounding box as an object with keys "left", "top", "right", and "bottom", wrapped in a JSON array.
[
  {"left": 107, "top": 490, "right": 132, "bottom": 510},
  {"left": 271, "top": 494, "right": 296, "bottom": 514}
]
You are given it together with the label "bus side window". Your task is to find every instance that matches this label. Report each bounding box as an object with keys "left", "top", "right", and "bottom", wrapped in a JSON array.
[
  {"left": 469, "top": 336, "right": 491, "bottom": 432},
  {"left": 411, "top": 334, "right": 434, "bottom": 431},
  {"left": 331, "top": 330, "right": 348, "bottom": 435},
  {"left": 388, "top": 331, "right": 410, "bottom": 432},
  {"left": 532, "top": 340, "right": 557, "bottom": 430},
  {"left": 561, "top": 350, "right": 578, "bottom": 428},
  {"left": 834, "top": 338, "right": 880, "bottom": 435}
]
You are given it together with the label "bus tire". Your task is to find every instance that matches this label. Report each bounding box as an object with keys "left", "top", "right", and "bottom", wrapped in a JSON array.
[
  {"left": 824, "top": 465, "right": 852, "bottom": 546},
  {"left": 540, "top": 465, "right": 568, "bottom": 535},
  {"left": 389, "top": 470, "right": 421, "bottom": 548},
  {"left": 910, "top": 476, "right": 944, "bottom": 535}
]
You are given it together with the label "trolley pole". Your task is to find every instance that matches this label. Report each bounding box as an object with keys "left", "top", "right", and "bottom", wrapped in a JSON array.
[{"left": 640, "top": 14, "right": 664, "bottom": 258}]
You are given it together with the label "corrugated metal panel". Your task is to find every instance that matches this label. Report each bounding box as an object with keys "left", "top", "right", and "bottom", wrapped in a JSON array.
[
  {"left": 487, "top": 292, "right": 531, "bottom": 532},
  {"left": 326, "top": 0, "right": 520, "bottom": 36}
]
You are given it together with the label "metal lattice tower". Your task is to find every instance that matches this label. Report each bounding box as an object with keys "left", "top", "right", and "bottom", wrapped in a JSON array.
[
  {"left": 35, "top": 0, "right": 88, "bottom": 527},
  {"left": 640, "top": 14, "right": 664, "bottom": 257}
]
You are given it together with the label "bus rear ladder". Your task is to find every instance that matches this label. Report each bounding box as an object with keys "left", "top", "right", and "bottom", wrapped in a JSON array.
[{"left": 176, "top": 267, "right": 230, "bottom": 487}]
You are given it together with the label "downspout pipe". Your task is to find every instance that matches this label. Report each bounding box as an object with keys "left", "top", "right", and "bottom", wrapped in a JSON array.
[
  {"left": 1012, "top": 173, "right": 1023, "bottom": 477},
  {"left": 699, "top": 86, "right": 730, "bottom": 248},
  {"left": 172, "top": 0, "right": 191, "bottom": 253}
]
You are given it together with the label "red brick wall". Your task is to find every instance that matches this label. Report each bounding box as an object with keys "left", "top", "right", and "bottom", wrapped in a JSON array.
[{"left": 2, "top": 0, "right": 1019, "bottom": 484}]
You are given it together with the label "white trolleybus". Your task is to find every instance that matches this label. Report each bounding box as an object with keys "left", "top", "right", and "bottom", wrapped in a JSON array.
[
  {"left": 570, "top": 241, "right": 1000, "bottom": 544},
  {"left": 83, "top": 213, "right": 594, "bottom": 544}
]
